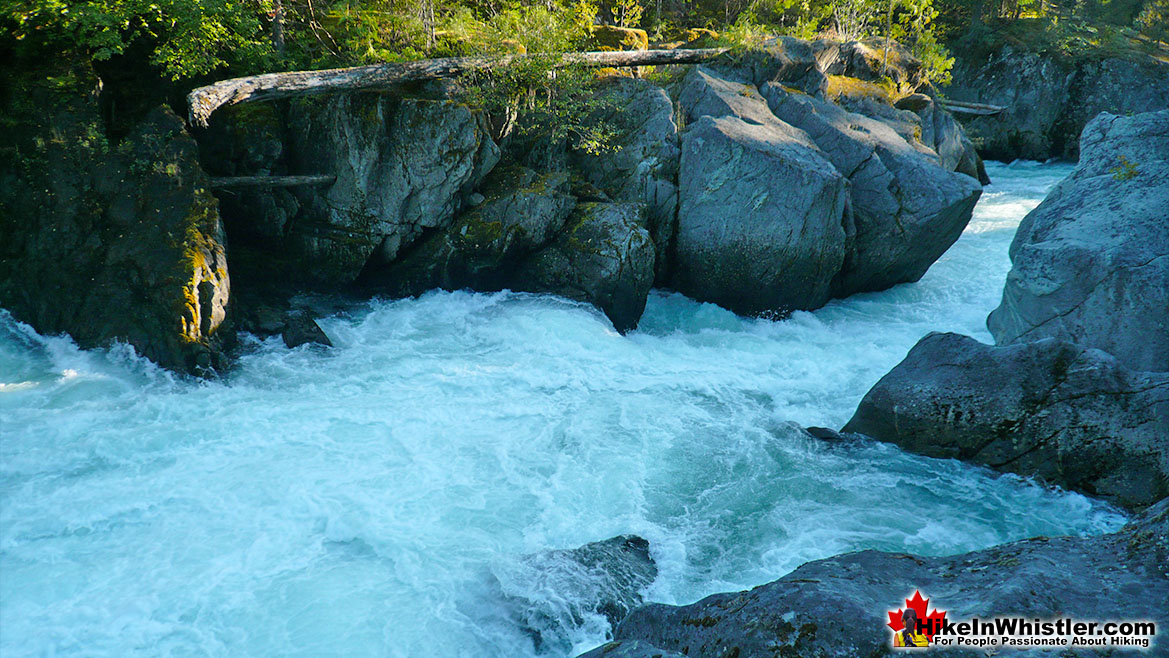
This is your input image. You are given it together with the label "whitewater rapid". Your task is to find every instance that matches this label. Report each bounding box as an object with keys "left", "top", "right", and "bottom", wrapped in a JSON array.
[{"left": 1, "top": 161, "right": 1123, "bottom": 657}]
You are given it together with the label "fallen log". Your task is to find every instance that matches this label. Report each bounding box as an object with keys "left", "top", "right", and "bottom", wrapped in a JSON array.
[
  {"left": 188, "top": 48, "right": 728, "bottom": 126},
  {"left": 210, "top": 175, "right": 336, "bottom": 188},
  {"left": 937, "top": 99, "right": 1006, "bottom": 116}
]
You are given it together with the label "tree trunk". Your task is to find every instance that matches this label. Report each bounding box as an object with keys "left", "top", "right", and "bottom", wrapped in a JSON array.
[
  {"left": 188, "top": 48, "right": 728, "bottom": 126},
  {"left": 272, "top": 0, "right": 285, "bottom": 52}
]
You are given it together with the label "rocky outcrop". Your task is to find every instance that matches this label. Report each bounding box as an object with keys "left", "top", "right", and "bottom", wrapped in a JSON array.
[
  {"left": 361, "top": 165, "right": 576, "bottom": 296},
  {"left": 579, "top": 500, "right": 1169, "bottom": 658},
  {"left": 675, "top": 69, "right": 849, "bottom": 315},
  {"left": 762, "top": 83, "right": 982, "bottom": 296},
  {"left": 194, "top": 40, "right": 983, "bottom": 336},
  {"left": 949, "top": 47, "right": 1169, "bottom": 160},
  {"left": 572, "top": 77, "right": 680, "bottom": 283},
  {"left": 987, "top": 110, "right": 1169, "bottom": 373},
  {"left": 514, "top": 202, "right": 655, "bottom": 332},
  {"left": 844, "top": 332, "right": 1169, "bottom": 510},
  {"left": 494, "top": 535, "right": 657, "bottom": 654},
  {"left": 284, "top": 93, "right": 500, "bottom": 284},
  {"left": 200, "top": 91, "right": 500, "bottom": 288},
  {"left": 0, "top": 65, "right": 231, "bottom": 374}
]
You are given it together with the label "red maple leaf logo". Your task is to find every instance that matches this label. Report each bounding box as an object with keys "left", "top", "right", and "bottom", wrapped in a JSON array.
[{"left": 887, "top": 590, "right": 947, "bottom": 640}]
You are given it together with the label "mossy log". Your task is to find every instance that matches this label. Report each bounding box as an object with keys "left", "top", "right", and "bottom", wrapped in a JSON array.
[{"left": 188, "top": 48, "right": 728, "bottom": 126}]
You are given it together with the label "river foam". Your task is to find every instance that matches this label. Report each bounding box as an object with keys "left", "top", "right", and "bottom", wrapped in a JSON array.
[{"left": 1, "top": 161, "right": 1122, "bottom": 657}]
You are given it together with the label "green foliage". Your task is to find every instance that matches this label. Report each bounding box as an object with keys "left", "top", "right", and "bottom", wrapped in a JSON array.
[
  {"left": 4, "top": 0, "right": 275, "bottom": 79},
  {"left": 460, "top": 57, "right": 618, "bottom": 157},
  {"left": 1110, "top": 155, "right": 1139, "bottom": 181},
  {"left": 610, "top": 0, "right": 644, "bottom": 27}
]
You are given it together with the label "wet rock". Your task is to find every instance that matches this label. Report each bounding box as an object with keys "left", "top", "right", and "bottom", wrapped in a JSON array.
[
  {"left": 844, "top": 332, "right": 1169, "bottom": 511},
  {"left": 495, "top": 535, "right": 658, "bottom": 654},
  {"left": 514, "top": 202, "right": 655, "bottom": 333},
  {"left": 0, "top": 68, "right": 231, "bottom": 375},
  {"left": 987, "top": 110, "right": 1169, "bottom": 372},
  {"left": 281, "top": 313, "right": 332, "bottom": 348},
  {"left": 578, "top": 639, "right": 687, "bottom": 658},
  {"left": 581, "top": 501, "right": 1169, "bottom": 658}
]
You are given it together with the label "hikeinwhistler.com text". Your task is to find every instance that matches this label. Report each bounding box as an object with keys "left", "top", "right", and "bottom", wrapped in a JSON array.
[{"left": 921, "top": 617, "right": 1157, "bottom": 649}]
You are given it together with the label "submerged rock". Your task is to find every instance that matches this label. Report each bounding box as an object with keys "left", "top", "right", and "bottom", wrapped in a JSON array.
[
  {"left": 0, "top": 68, "right": 231, "bottom": 374},
  {"left": 579, "top": 501, "right": 1169, "bottom": 658},
  {"left": 514, "top": 202, "right": 655, "bottom": 333},
  {"left": 987, "top": 110, "right": 1169, "bottom": 373},
  {"left": 281, "top": 313, "right": 332, "bottom": 348},
  {"left": 494, "top": 535, "right": 658, "bottom": 654},
  {"left": 844, "top": 332, "right": 1169, "bottom": 510}
]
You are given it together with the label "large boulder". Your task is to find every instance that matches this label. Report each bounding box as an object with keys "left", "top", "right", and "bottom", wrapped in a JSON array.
[
  {"left": 514, "top": 202, "right": 655, "bottom": 333},
  {"left": 911, "top": 96, "right": 989, "bottom": 183},
  {"left": 580, "top": 501, "right": 1169, "bottom": 658},
  {"left": 361, "top": 165, "right": 576, "bottom": 296},
  {"left": 948, "top": 47, "right": 1169, "bottom": 160},
  {"left": 761, "top": 84, "right": 982, "bottom": 295},
  {"left": 0, "top": 65, "right": 231, "bottom": 374},
  {"left": 494, "top": 535, "right": 657, "bottom": 654},
  {"left": 711, "top": 36, "right": 829, "bottom": 98},
  {"left": 675, "top": 69, "right": 849, "bottom": 315},
  {"left": 572, "top": 77, "right": 680, "bottom": 283},
  {"left": 814, "top": 38, "right": 927, "bottom": 92},
  {"left": 843, "top": 332, "right": 1169, "bottom": 511},
  {"left": 987, "top": 110, "right": 1169, "bottom": 372}
]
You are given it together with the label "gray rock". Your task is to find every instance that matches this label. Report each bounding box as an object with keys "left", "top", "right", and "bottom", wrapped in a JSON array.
[
  {"left": 583, "top": 500, "right": 1169, "bottom": 658},
  {"left": 0, "top": 79, "right": 231, "bottom": 375},
  {"left": 284, "top": 93, "right": 499, "bottom": 284},
  {"left": 678, "top": 67, "right": 781, "bottom": 127},
  {"left": 577, "top": 639, "right": 686, "bottom": 658},
  {"left": 948, "top": 47, "right": 1169, "bottom": 160},
  {"left": 915, "top": 97, "right": 989, "bottom": 183},
  {"left": 987, "top": 110, "right": 1169, "bottom": 373},
  {"left": 281, "top": 313, "right": 332, "bottom": 348},
  {"left": 495, "top": 535, "right": 658, "bottom": 654},
  {"left": 675, "top": 70, "right": 848, "bottom": 315},
  {"left": 761, "top": 84, "right": 982, "bottom": 296},
  {"left": 814, "top": 38, "right": 927, "bottom": 91},
  {"left": 711, "top": 36, "right": 829, "bottom": 97},
  {"left": 515, "top": 202, "right": 655, "bottom": 333},
  {"left": 573, "top": 77, "right": 680, "bottom": 284},
  {"left": 363, "top": 165, "right": 576, "bottom": 296},
  {"left": 844, "top": 332, "right": 1169, "bottom": 510}
]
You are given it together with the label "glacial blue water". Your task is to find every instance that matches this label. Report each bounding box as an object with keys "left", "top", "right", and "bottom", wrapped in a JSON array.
[{"left": 0, "top": 161, "right": 1122, "bottom": 658}]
